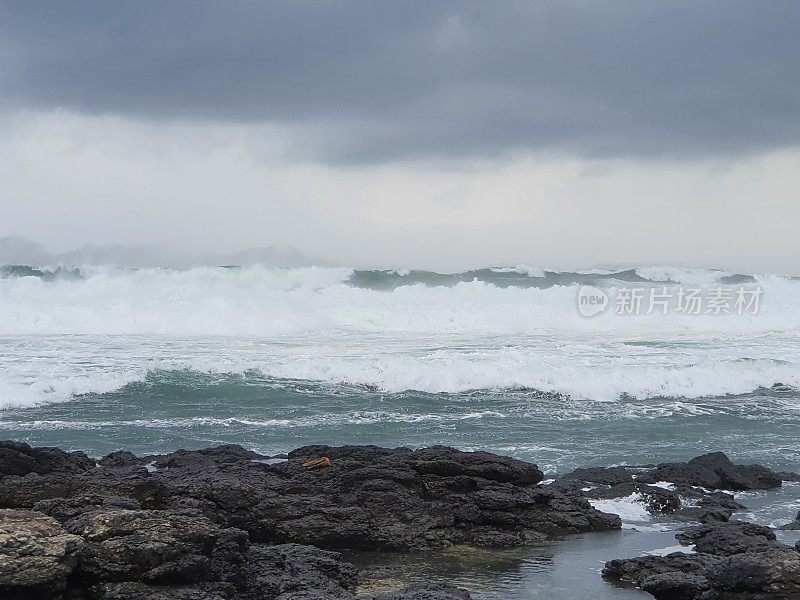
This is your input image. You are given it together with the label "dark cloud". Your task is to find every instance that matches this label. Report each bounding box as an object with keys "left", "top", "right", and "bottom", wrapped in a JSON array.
[{"left": 1, "top": 1, "right": 799, "bottom": 162}]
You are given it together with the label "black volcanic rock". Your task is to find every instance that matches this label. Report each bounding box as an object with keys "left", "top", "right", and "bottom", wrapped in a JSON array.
[
  {"left": 5, "top": 443, "right": 791, "bottom": 599},
  {"left": 1, "top": 442, "right": 619, "bottom": 552},
  {"left": 675, "top": 521, "right": 780, "bottom": 556},
  {"left": 34, "top": 494, "right": 142, "bottom": 522},
  {"left": 242, "top": 444, "right": 616, "bottom": 549},
  {"left": 562, "top": 452, "right": 783, "bottom": 529},
  {"left": 604, "top": 520, "right": 800, "bottom": 599},
  {"left": 151, "top": 444, "right": 265, "bottom": 470},
  {"left": 223, "top": 543, "right": 359, "bottom": 599},
  {"left": 0, "top": 503, "right": 467, "bottom": 600},
  {"left": 562, "top": 466, "right": 636, "bottom": 486},
  {"left": 638, "top": 452, "right": 782, "bottom": 491},
  {"left": 373, "top": 583, "right": 473, "bottom": 599},
  {"left": 673, "top": 490, "right": 747, "bottom": 523},
  {"left": 98, "top": 450, "right": 141, "bottom": 468},
  {"left": 70, "top": 509, "right": 222, "bottom": 583},
  {"left": 0, "top": 442, "right": 616, "bottom": 599},
  {"left": 564, "top": 452, "right": 783, "bottom": 494},
  {"left": 87, "top": 542, "right": 360, "bottom": 599},
  {"left": 0, "top": 440, "right": 95, "bottom": 477},
  {"left": 91, "top": 582, "right": 233, "bottom": 600}
]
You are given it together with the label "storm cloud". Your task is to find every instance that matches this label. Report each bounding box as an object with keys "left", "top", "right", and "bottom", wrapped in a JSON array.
[{"left": 2, "top": 1, "right": 799, "bottom": 163}]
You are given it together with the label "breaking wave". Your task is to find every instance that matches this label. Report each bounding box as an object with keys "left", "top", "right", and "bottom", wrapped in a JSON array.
[
  {"left": 0, "top": 264, "right": 794, "bottom": 336},
  {"left": 2, "top": 263, "right": 800, "bottom": 408}
]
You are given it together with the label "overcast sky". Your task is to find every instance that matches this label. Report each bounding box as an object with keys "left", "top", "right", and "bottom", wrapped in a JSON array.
[{"left": 2, "top": 1, "right": 799, "bottom": 272}]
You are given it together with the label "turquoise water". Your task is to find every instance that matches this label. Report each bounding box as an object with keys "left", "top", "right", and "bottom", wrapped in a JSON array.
[{"left": 2, "top": 369, "right": 799, "bottom": 475}]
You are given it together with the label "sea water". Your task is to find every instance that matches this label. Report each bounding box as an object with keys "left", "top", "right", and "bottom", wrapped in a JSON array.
[{"left": 1, "top": 263, "right": 799, "bottom": 597}]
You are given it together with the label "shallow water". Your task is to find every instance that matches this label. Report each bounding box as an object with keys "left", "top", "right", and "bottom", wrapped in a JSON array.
[{"left": 347, "top": 485, "right": 800, "bottom": 599}]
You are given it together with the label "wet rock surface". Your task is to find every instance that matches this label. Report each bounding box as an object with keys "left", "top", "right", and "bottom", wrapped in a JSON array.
[
  {"left": 562, "top": 451, "right": 785, "bottom": 493},
  {"left": 638, "top": 452, "right": 783, "bottom": 491},
  {"left": 603, "top": 521, "right": 800, "bottom": 599},
  {"left": 674, "top": 521, "right": 781, "bottom": 556},
  {"left": 0, "top": 441, "right": 620, "bottom": 599},
  {"left": 0, "top": 442, "right": 620, "bottom": 552},
  {"left": 560, "top": 451, "right": 785, "bottom": 523},
  {"left": 2, "top": 442, "right": 794, "bottom": 599},
  {"left": 558, "top": 452, "right": 800, "bottom": 598}
]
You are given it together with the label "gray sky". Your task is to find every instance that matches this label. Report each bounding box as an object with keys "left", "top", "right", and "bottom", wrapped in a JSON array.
[{"left": 1, "top": 1, "right": 799, "bottom": 272}]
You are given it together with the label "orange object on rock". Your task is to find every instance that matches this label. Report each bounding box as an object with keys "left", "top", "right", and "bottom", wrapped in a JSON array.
[{"left": 302, "top": 457, "right": 332, "bottom": 470}]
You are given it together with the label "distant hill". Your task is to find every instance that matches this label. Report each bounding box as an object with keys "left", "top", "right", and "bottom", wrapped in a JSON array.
[{"left": 0, "top": 236, "right": 329, "bottom": 268}]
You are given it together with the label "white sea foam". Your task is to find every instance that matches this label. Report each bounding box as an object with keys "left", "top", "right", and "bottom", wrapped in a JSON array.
[
  {"left": 649, "top": 481, "right": 677, "bottom": 491},
  {"left": 645, "top": 544, "right": 696, "bottom": 556},
  {"left": 490, "top": 264, "right": 546, "bottom": 277},
  {"left": 635, "top": 266, "right": 733, "bottom": 286},
  {"left": 0, "top": 410, "right": 505, "bottom": 430},
  {"left": 2, "top": 265, "right": 800, "bottom": 408},
  {"left": 589, "top": 493, "right": 652, "bottom": 523},
  {"left": 2, "top": 265, "right": 800, "bottom": 336}
]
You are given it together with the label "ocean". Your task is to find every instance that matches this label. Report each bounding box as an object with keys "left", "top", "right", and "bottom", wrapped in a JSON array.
[{"left": 2, "top": 262, "right": 800, "bottom": 597}]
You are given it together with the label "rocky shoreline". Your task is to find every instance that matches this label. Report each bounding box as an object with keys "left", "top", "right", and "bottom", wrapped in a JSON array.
[{"left": 1, "top": 441, "right": 798, "bottom": 599}]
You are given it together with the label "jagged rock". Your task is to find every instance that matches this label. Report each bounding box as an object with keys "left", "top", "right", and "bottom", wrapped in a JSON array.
[
  {"left": 672, "top": 490, "right": 744, "bottom": 523},
  {"left": 34, "top": 494, "right": 141, "bottom": 522},
  {"left": 640, "top": 572, "right": 712, "bottom": 598},
  {"left": 373, "top": 583, "right": 472, "bottom": 599},
  {"left": 675, "top": 521, "right": 780, "bottom": 555},
  {"left": 82, "top": 530, "right": 358, "bottom": 600},
  {"left": 0, "top": 442, "right": 561, "bottom": 598},
  {"left": 98, "top": 450, "right": 141, "bottom": 468},
  {"left": 562, "top": 465, "right": 637, "bottom": 486},
  {"left": 89, "top": 543, "right": 359, "bottom": 600},
  {"left": 604, "top": 520, "right": 800, "bottom": 599},
  {"left": 70, "top": 508, "right": 221, "bottom": 582},
  {"left": 638, "top": 452, "right": 782, "bottom": 491},
  {"left": 91, "top": 581, "right": 234, "bottom": 600},
  {"left": 0, "top": 472, "right": 76, "bottom": 507},
  {"left": 237, "top": 544, "right": 358, "bottom": 599},
  {"left": 0, "top": 443, "right": 618, "bottom": 552},
  {"left": 563, "top": 452, "right": 781, "bottom": 530},
  {"left": 6, "top": 442, "right": 791, "bottom": 600},
  {"left": 249, "top": 445, "right": 617, "bottom": 549},
  {"left": 673, "top": 507, "right": 730, "bottom": 524},
  {"left": 563, "top": 451, "right": 782, "bottom": 493},
  {"left": 0, "top": 459, "right": 156, "bottom": 509},
  {"left": 0, "top": 440, "right": 95, "bottom": 477},
  {"left": 151, "top": 444, "right": 266, "bottom": 470},
  {"left": 0, "top": 508, "right": 84, "bottom": 599}
]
